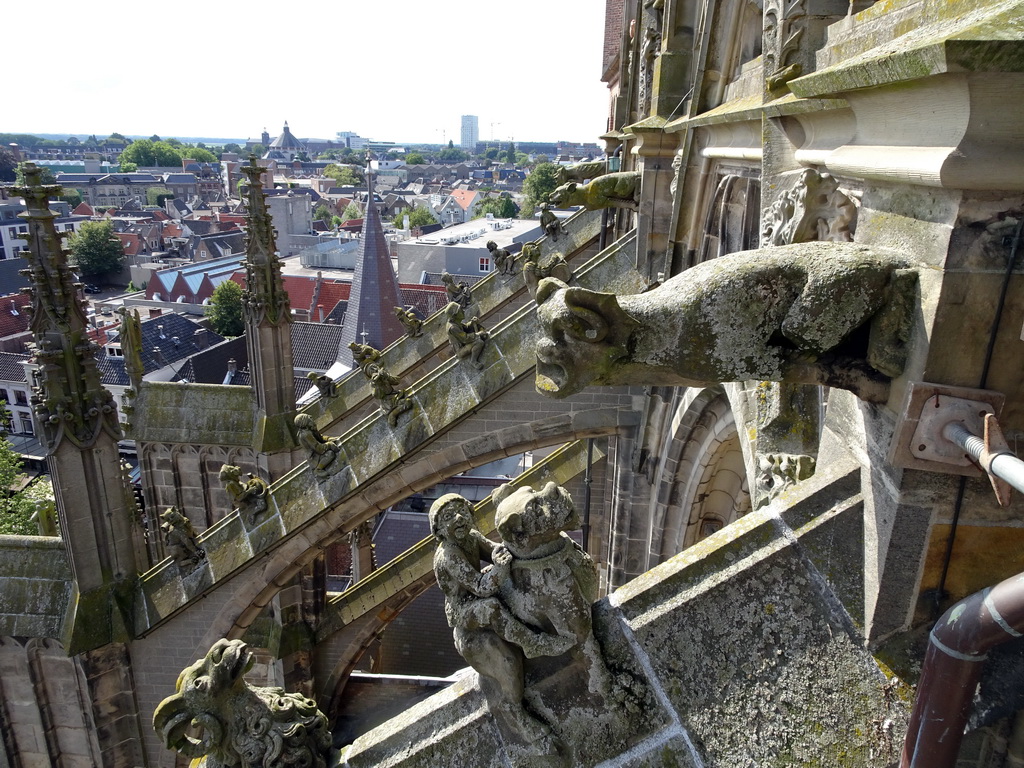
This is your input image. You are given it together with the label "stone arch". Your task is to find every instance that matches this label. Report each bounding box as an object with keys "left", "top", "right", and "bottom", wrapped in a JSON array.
[
  {"left": 651, "top": 387, "right": 751, "bottom": 563},
  {"left": 194, "top": 407, "right": 642, "bottom": 664}
]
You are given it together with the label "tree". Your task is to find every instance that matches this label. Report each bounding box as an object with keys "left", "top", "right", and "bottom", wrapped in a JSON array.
[
  {"left": 521, "top": 162, "right": 560, "bottom": 215},
  {"left": 60, "top": 189, "right": 83, "bottom": 208},
  {"left": 505, "top": 142, "right": 516, "bottom": 164},
  {"left": 119, "top": 139, "right": 181, "bottom": 167},
  {"left": 223, "top": 143, "right": 243, "bottom": 155},
  {"left": 448, "top": 139, "right": 454, "bottom": 149},
  {"left": 438, "top": 147, "right": 469, "bottom": 163},
  {"left": 67, "top": 221, "right": 125, "bottom": 277},
  {"left": 514, "top": 152, "right": 530, "bottom": 167},
  {"left": 342, "top": 202, "right": 362, "bottom": 222},
  {"left": 15, "top": 163, "right": 56, "bottom": 186},
  {"left": 313, "top": 203, "right": 333, "bottom": 222},
  {"left": 181, "top": 147, "right": 217, "bottom": 163},
  {"left": 474, "top": 196, "right": 519, "bottom": 219},
  {"left": 0, "top": 148, "right": 15, "bottom": 183},
  {"left": 147, "top": 187, "right": 174, "bottom": 207},
  {"left": 119, "top": 161, "right": 138, "bottom": 172},
  {"left": 405, "top": 152, "right": 426, "bottom": 165},
  {"left": 323, "top": 164, "right": 364, "bottom": 186},
  {"left": 0, "top": 431, "right": 35, "bottom": 536},
  {"left": 393, "top": 205, "right": 436, "bottom": 228},
  {"left": 149, "top": 134, "right": 161, "bottom": 142},
  {"left": 205, "top": 280, "right": 245, "bottom": 337}
]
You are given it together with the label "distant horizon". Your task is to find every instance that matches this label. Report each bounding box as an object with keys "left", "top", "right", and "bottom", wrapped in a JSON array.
[{"left": 2, "top": 131, "right": 603, "bottom": 150}]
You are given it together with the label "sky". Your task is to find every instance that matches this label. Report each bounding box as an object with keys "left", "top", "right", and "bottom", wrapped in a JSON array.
[{"left": 7, "top": 1, "right": 610, "bottom": 146}]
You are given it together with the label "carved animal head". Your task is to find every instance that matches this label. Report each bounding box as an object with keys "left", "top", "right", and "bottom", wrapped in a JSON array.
[
  {"left": 534, "top": 278, "right": 639, "bottom": 398},
  {"left": 494, "top": 481, "right": 578, "bottom": 557},
  {"left": 152, "top": 639, "right": 254, "bottom": 762},
  {"left": 549, "top": 182, "right": 578, "bottom": 209},
  {"left": 153, "top": 639, "right": 330, "bottom": 768}
]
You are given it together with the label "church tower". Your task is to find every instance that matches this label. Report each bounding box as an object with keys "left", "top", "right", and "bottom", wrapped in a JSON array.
[
  {"left": 14, "top": 165, "right": 137, "bottom": 652},
  {"left": 241, "top": 158, "right": 298, "bottom": 478},
  {"left": 338, "top": 155, "right": 405, "bottom": 365}
]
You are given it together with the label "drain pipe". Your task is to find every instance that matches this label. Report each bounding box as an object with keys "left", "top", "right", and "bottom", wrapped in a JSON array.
[{"left": 901, "top": 570, "right": 1024, "bottom": 767}]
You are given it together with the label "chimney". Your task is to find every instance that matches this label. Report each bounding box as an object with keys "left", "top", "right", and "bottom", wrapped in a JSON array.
[
  {"left": 152, "top": 347, "right": 165, "bottom": 367},
  {"left": 222, "top": 358, "right": 237, "bottom": 385},
  {"left": 158, "top": 324, "right": 165, "bottom": 339},
  {"left": 317, "top": 304, "right": 324, "bottom": 322},
  {"left": 194, "top": 328, "right": 208, "bottom": 349}
]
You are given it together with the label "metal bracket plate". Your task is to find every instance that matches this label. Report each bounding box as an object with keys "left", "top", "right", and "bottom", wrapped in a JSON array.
[{"left": 888, "top": 382, "right": 1005, "bottom": 476}]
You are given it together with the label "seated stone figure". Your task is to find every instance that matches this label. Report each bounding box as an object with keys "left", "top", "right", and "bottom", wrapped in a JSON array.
[
  {"left": 160, "top": 507, "right": 205, "bottom": 568},
  {"left": 294, "top": 414, "right": 345, "bottom": 480},
  {"left": 441, "top": 271, "right": 473, "bottom": 309},
  {"left": 394, "top": 306, "right": 423, "bottom": 337},
  {"left": 445, "top": 302, "right": 490, "bottom": 370},
  {"left": 219, "top": 464, "right": 270, "bottom": 526},
  {"left": 534, "top": 241, "right": 916, "bottom": 403},
  {"left": 153, "top": 638, "right": 331, "bottom": 768},
  {"left": 366, "top": 362, "right": 413, "bottom": 427}
]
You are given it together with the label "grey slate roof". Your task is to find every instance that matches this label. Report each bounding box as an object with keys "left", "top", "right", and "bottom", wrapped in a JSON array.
[
  {"left": 97, "top": 314, "right": 226, "bottom": 386},
  {"left": 291, "top": 322, "right": 347, "bottom": 371},
  {"left": 0, "top": 352, "right": 29, "bottom": 383}
]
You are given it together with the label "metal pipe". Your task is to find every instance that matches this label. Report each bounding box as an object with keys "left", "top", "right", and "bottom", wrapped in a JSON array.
[
  {"left": 901, "top": 570, "right": 1024, "bottom": 767},
  {"left": 581, "top": 438, "right": 594, "bottom": 553},
  {"left": 942, "top": 421, "right": 1024, "bottom": 495}
]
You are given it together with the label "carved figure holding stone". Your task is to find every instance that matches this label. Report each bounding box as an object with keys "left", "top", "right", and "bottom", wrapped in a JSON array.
[
  {"left": 294, "top": 414, "right": 345, "bottom": 480},
  {"left": 445, "top": 302, "right": 490, "bottom": 370},
  {"left": 306, "top": 371, "right": 338, "bottom": 399},
  {"left": 153, "top": 638, "right": 331, "bottom": 768},
  {"left": 441, "top": 271, "right": 473, "bottom": 309},
  {"left": 365, "top": 362, "right": 414, "bottom": 427},
  {"left": 394, "top": 306, "right": 424, "bottom": 337},
  {"left": 539, "top": 204, "right": 563, "bottom": 242},
  {"left": 160, "top": 507, "right": 206, "bottom": 568},
  {"left": 534, "top": 241, "right": 916, "bottom": 403},
  {"left": 219, "top": 464, "right": 270, "bottom": 526},
  {"left": 348, "top": 342, "right": 380, "bottom": 373},
  {"left": 487, "top": 240, "right": 518, "bottom": 276}
]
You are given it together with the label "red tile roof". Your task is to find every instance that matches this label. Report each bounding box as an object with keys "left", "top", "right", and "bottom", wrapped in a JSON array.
[
  {"left": 449, "top": 188, "right": 478, "bottom": 211},
  {"left": 0, "top": 294, "right": 32, "bottom": 339},
  {"left": 115, "top": 233, "right": 143, "bottom": 256},
  {"left": 73, "top": 202, "right": 95, "bottom": 216}
]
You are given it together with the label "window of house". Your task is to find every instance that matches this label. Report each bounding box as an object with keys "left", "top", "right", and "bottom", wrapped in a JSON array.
[
  {"left": 14, "top": 390, "right": 28, "bottom": 406},
  {"left": 479, "top": 257, "right": 491, "bottom": 272},
  {"left": 21, "top": 417, "right": 33, "bottom": 435}
]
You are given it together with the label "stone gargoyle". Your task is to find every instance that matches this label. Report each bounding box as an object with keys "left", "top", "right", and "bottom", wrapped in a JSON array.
[
  {"left": 549, "top": 171, "right": 640, "bottom": 212},
  {"left": 534, "top": 241, "right": 916, "bottom": 403},
  {"left": 153, "top": 638, "right": 331, "bottom": 768}
]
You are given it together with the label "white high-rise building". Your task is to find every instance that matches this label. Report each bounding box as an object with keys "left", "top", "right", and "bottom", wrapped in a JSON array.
[{"left": 460, "top": 115, "right": 479, "bottom": 151}]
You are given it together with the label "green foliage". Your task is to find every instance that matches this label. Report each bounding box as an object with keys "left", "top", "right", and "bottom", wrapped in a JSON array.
[
  {"left": 447, "top": 139, "right": 454, "bottom": 149},
  {"left": 342, "top": 202, "right": 362, "bottom": 222},
  {"left": 405, "top": 152, "right": 426, "bottom": 165},
  {"left": 535, "top": 154, "right": 550, "bottom": 164},
  {"left": 514, "top": 152, "right": 530, "bottom": 167},
  {"left": 313, "top": 203, "right": 333, "bottom": 222},
  {"left": 0, "top": 148, "right": 15, "bottom": 183},
  {"left": 394, "top": 205, "right": 436, "bottom": 228},
  {"left": 205, "top": 280, "right": 245, "bottom": 337},
  {"left": 146, "top": 187, "right": 174, "bottom": 207},
  {"left": 474, "top": 196, "right": 519, "bottom": 219},
  {"left": 119, "top": 161, "right": 138, "bottom": 172},
  {"left": 323, "top": 164, "right": 364, "bottom": 186},
  {"left": 15, "top": 163, "right": 56, "bottom": 186},
  {"left": 223, "top": 143, "right": 243, "bottom": 155},
  {"left": 484, "top": 147, "right": 500, "bottom": 160},
  {"left": 438, "top": 147, "right": 469, "bottom": 163},
  {"left": 521, "top": 162, "right": 560, "bottom": 215},
  {"left": 68, "top": 220, "right": 125, "bottom": 277},
  {"left": 331, "top": 215, "right": 343, "bottom": 228},
  {"left": 181, "top": 146, "right": 217, "bottom": 163},
  {"left": 0, "top": 428, "right": 36, "bottom": 536},
  {"left": 505, "top": 142, "right": 516, "bottom": 163},
  {"left": 60, "top": 189, "right": 83, "bottom": 208}
]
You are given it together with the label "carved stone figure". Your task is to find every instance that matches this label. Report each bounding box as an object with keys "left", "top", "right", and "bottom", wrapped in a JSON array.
[
  {"left": 555, "top": 161, "right": 608, "bottom": 187},
  {"left": 534, "top": 242, "right": 917, "bottom": 403},
  {"left": 294, "top": 414, "right": 345, "bottom": 480},
  {"left": 487, "top": 240, "right": 518, "bottom": 276},
  {"left": 348, "top": 342, "right": 380, "bottom": 373},
  {"left": 539, "top": 204, "right": 563, "bottom": 242},
  {"left": 445, "top": 302, "right": 490, "bottom": 370},
  {"left": 365, "top": 363, "right": 413, "bottom": 427},
  {"left": 153, "top": 638, "right": 331, "bottom": 768},
  {"left": 160, "top": 507, "right": 205, "bottom": 568},
  {"left": 762, "top": 169, "right": 857, "bottom": 247},
  {"left": 755, "top": 453, "right": 816, "bottom": 508},
  {"left": 549, "top": 172, "right": 640, "bottom": 212},
  {"left": 394, "top": 306, "right": 424, "bottom": 337},
  {"left": 307, "top": 371, "right": 338, "bottom": 399},
  {"left": 219, "top": 464, "right": 270, "bottom": 526},
  {"left": 30, "top": 500, "right": 59, "bottom": 536},
  {"left": 523, "top": 250, "right": 573, "bottom": 300},
  {"left": 441, "top": 271, "right": 473, "bottom": 309}
]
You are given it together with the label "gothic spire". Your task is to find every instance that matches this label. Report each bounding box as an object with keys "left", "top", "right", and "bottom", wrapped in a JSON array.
[
  {"left": 241, "top": 157, "right": 291, "bottom": 326},
  {"left": 338, "top": 151, "right": 405, "bottom": 364},
  {"left": 12, "top": 163, "right": 119, "bottom": 450}
]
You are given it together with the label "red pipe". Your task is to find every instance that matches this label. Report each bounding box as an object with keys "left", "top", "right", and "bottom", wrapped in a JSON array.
[{"left": 902, "top": 571, "right": 1024, "bottom": 767}]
